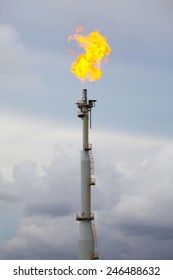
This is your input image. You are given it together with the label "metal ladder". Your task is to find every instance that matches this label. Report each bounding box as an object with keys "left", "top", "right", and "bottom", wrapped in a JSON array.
[
  {"left": 89, "top": 145, "right": 98, "bottom": 258},
  {"left": 91, "top": 221, "right": 99, "bottom": 259},
  {"left": 89, "top": 150, "right": 94, "bottom": 175}
]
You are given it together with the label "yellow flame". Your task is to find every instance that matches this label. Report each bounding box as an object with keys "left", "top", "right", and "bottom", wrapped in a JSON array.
[{"left": 68, "top": 27, "right": 111, "bottom": 81}]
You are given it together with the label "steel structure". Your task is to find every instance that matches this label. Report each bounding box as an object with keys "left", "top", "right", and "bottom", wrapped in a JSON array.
[{"left": 76, "top": 89, "right": 98, "bottom": 260}]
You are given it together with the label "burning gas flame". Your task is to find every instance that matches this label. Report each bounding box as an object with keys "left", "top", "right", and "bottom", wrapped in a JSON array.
[
  {"left": 76, "top": 25, "right": 83, "bottom": 33},
  {"left": 67, "top": 49, "right": 74, "bottom": 55},
  {"left": 68, "top": 26, "right": 111, "bottom": 81}
]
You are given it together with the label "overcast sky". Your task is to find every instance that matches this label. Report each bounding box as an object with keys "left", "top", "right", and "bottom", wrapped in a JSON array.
[{"left": 0, "top": 0, "right": 173, "bottom": 260}]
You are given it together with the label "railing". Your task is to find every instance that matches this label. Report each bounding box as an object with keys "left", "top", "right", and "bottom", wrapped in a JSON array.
[{"left": 76, "top": 212, "right": 94, "bottom": 221}]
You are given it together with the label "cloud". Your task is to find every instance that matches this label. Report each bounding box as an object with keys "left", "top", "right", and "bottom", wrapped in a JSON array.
[
  {"left": 0, "top": 216, "right": 77, "bottom": 260},
  {"left": 0, "top": 155, "right": 79, "bottom": 259},
  {"left": 0, "top": 112, "right": 172, "bottom": 258},
  {"left": 96, "top": 142, "right": 173, "bottom": 259},
  {"left": 0, "top": 24, "right": 46, "bottom": 95},
  {"left": 0, "top": 112, "right": 81, "bottom": 180},
  {"left": 0, "top": 112, "right": 173, "bottom": 259}
]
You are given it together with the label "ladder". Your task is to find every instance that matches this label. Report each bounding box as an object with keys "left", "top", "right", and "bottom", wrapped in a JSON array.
[
  {"left": 91, "top": 221, "right": 99, "bottom": 259},
  {"left": 89, "top": 150, "right": 94, "bottom": 175}
]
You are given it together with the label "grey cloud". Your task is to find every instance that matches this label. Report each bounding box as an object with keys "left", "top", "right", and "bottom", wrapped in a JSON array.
[
  {"left": 95, "top": 143, "right": 173, "bottom": 259},
  {"left": 0, "top": 178, "right": 19, "bottom": 203},
  {"left": 0, "top": 153, "right": 79, "bottom": 259},
  {"left": 25, "top": 200, "right": 75, "bottom": 217},
  {"left": 0, "top": 216, "right": 77, "bottom": 260},
  {"left": 121, "top": 223, "right": 173, "bottom": 241},
  {"left": 0, "top": 187, "right": 17, "bottom": 202},
  {"left": 1, "top": 142, "right": 173, "bottom": 259},
  {"left": 11, "top": 156, "right": 80, "bottom": 217}
]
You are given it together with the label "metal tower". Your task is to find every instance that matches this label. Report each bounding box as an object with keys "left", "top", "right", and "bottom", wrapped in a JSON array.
[{"left": 76, "top": 89, "right": 98, "bottom": 260}]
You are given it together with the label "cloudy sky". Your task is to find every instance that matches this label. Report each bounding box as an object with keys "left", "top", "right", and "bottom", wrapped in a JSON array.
[{"left": 0, "top": 0, "right": 173, "bottom": 260}]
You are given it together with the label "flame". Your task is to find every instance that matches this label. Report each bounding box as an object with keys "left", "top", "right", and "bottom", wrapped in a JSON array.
[
  {"left": 103, "top": 57, "right": 109, "bottom": 63},
  {"left": 68, "top": 49, "right": 74, "bottom": 55},
  {"left": 68, "top": 27, "right": 111, "bottom": 81},
  {"left": 76, "top": 25, "right": 83, "bottom": 33}
]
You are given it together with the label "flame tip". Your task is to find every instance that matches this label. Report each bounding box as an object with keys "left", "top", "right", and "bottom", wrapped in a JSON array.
[
  {"left": 68, "top": 27, "right": 111, "bottom": 82},
  {"left": 76, "top": 25, "right": 84, "bottom": 33}
]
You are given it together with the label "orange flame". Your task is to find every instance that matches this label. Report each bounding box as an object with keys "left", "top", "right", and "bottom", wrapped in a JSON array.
[
  {"left": 68, "top": 27, "right": 111, "bottom": 81},
  {"left": 76, "top": 25, "right": 83, "bottom": 33},
  {"left": 68, "top": 49, "right": 74, "bottom": 55}
]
